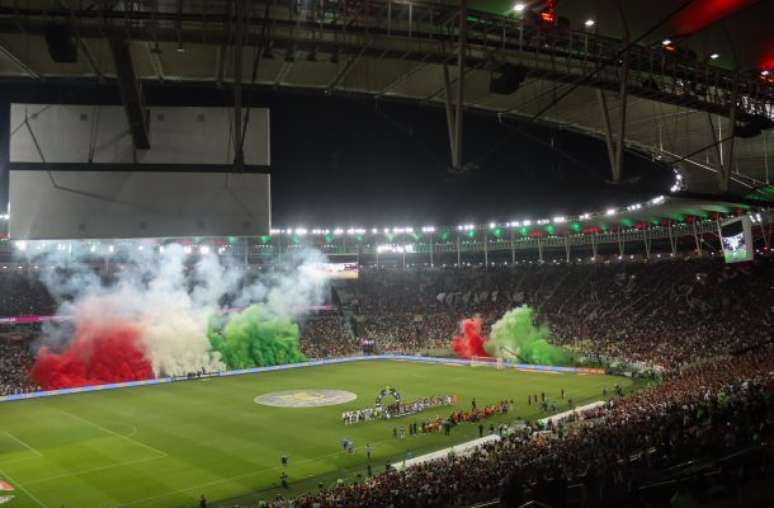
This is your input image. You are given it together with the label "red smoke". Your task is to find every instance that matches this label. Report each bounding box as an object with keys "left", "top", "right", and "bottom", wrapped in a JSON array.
[
  {"left": 451, "top": 318, "right": 489, "bottom": 359},
  {"left": 29, "top": 320, "right": 154, "bottom": 390}
]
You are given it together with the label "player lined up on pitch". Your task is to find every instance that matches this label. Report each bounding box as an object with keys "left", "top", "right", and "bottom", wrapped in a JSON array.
[{"left": 341, "top": 394, "right": 457, "bottom": 424}]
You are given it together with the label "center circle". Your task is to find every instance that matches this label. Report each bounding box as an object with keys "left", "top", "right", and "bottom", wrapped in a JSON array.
[{"left": 254, "top": 389, "right": 357, "bottom": 408}]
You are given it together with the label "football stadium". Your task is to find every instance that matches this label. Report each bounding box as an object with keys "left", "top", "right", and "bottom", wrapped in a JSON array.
[{"left": 1, "top": 1, "right": 773, "bottom": 507}]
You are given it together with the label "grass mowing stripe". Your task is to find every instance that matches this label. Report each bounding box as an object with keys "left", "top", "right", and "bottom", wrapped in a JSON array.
[
  {"left": 0, "top": 467, "right": 48, "bottom": 508},
  {"left": 108, "top": 438, "right": 398, "bottom": 508},
  {"left": 0, "top": 361, "right": 633, "bottom": 507},
  {"left": 3, "top": 432, "right": 43, "bottom": 457},
  {"left": 26, "top": 455, "right": 168, "bottom": 486},
  {"left": 58, "top": 410, "right": 168, "bottom": 458}
]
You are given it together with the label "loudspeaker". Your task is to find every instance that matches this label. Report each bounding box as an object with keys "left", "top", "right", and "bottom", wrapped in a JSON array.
[
  {"left": 45, "top": 25, "right": 78, "bottom": 63},
  {"left": 489, "top": 64, "right": 528, "bottom": 95}
]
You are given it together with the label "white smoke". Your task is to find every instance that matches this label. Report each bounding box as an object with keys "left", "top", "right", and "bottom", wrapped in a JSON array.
[{"left": 19, "top": 240, "right": 330, "bottom": 377}]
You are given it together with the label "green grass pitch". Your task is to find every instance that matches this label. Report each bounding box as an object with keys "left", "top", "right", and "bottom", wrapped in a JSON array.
[{"left": 0, "top": 360, "right": 634, "bottom": 508}]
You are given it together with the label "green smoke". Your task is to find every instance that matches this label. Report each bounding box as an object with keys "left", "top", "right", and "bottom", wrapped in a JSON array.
[
  {"left": 208, "top": 305, "right": 307, "bottom": 369},
  {"left": 486, "top": 305, "right": 572, "bottom": 366}
]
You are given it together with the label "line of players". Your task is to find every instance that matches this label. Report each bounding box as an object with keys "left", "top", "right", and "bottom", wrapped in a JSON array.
[{"left": 341, "top": 394, "right": 457, "bottom": 425}]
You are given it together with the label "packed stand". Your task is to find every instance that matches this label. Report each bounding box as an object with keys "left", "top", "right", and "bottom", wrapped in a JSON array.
[
  {"left": 0, "top": 335, "right": 40, "bottom": 396},
  {"left": 286, "top": 348, "right": 774, "bottom": 508},
  {"left": 352, "top": 257, "right": 774, "bottom": 368},
  {"left": 0, "top": 272, "right": 56, "bottom": 317},
  {"left": 299, "top": 316, "right": 359, "bottom": 359}
]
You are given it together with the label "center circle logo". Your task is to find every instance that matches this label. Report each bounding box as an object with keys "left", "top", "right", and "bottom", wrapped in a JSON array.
[{"left": 254, "top": 389, "right": 357, "bottom": 408}]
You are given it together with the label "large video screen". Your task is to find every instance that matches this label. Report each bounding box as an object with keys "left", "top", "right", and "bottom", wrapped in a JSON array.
[
  {"left": 720, "top": 217, "right": 753, "bottom": 264},
  {"left": 311, "top": 262, "right": 359, "bottom": 280}
]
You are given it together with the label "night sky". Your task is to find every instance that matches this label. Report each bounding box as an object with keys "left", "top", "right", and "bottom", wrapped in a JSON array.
[
  {"left": 0, "top": 83, "right": 672, "bottom": 228},
  {"left": 268, "top": 93, "right": 671, "bottom": 227}
]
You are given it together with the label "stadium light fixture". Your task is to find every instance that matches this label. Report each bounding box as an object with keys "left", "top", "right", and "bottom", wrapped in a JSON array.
[
  {"left": 709, "top": 53, "right": 719, "bottom": 60},
  {"left": 422, "top": 226, "right": 435, "bottom": 233},
  {"left": 513, "top": 3, "right": 526, "bottom": 13},
  {"left": 183, "top": 246, "right": 192, "bottom": 255},
  {"left": 489, "top": 222, "right": 496, "bottom": 229},
  {"left": 553, "top": 216, "right": 566, "bottom": 224},
  {"left": 371, "top": 228, "right": 378, "bottom": 234},
  {"left": 296, "top": 228, "right": 308, "bottom": 236},
  {"left": 199, "top": 246, "right": 210, "bottom": 255},
  {"left": 108, "top": 245, "right": 115, "bottom": 253},
  {"left": 606, "top": 208, "right": 617, "bottom": 216},
  {"left": 579, "top": 213, "right": 591, "bottom": 220},
  {"left": 661, "top": 38, "right": 672, "bottom": 46},
  {"left": 650, "top": 195, "right": 665, "bottom": 205},
  {"left": 522, "top": 220, "right": 532, "bottom": 227},
  {"left": 333, "top": 228, "right": 344, "bottom": 236},
  {"left": 14, "top": 241, "right": 26, "bottom": 251},
  {"left": 270, "top": 228, "right": 281, "bottom": 235},
  {"left": 89, "top": 245, "right": 96, "bottom": 253},
  {"left": 584, "top": 19, "right": 595, "bottom": 28}
]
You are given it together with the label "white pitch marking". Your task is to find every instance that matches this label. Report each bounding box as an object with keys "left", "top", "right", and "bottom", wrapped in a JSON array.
[
  {"left": 59, "top": 411, "right": 168, "bottom": 458},
  {"left": 3, "top": 432, "right": 43, "bottom": 457},
  {"left": 0, "top": 467, "right": 47, "bottom": 508},
  {"left": 27, "top": 455, "right": 167, "bottom": 486}
]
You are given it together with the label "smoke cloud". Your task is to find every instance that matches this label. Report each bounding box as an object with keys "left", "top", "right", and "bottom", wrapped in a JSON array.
[
  {"left": 21, "top": 241, "right": 329, "bottom": 388},
  {"left": 451, "top": 317, "right": 488, "bottom": 359},
  {"left": 487, "top": 306, "right": 572, "bottom": 365}
]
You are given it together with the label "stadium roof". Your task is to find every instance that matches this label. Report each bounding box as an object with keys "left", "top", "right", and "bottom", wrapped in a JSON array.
[{"left": 0, "top": 1, "right": 771, "bottom": 196}]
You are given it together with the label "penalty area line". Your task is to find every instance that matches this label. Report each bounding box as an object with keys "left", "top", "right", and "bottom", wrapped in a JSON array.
[
  {"left": 59, "top": 411, "right": 168, "bottom": 459},
  {"left": 3, "top": 432, "right": 43, "bottom": 457}
]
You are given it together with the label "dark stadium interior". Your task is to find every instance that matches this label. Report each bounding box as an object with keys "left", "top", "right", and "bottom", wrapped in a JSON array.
[{"left": 1, "top": 1, "right": 774, "bottom": 507}]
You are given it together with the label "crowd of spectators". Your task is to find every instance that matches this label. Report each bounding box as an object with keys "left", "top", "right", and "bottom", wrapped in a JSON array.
[
  {"left": 285, "top": 347, "right": 774, "bottom": 507},
  {"left": 0, "top": 333, "right": 40, "bottom": 395},
  {"left": 0, "top": 272, "right": 55, "bottom": 317},
  {"left": 299, "top": 316, "right": 359, "bottom": 359},
  {"left": 351, "top": 257, "right": 774, "bottom": 368}
]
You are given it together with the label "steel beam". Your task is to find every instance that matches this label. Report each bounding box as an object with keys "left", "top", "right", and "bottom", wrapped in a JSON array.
[
  {"left": 108, "top": 37, "right": 150, "bottom": 150},
  {"left": 0, "top": 39, "right": 40, "bottom": 79},
  {"left": 452, "top": 0, "right": 466, "bottom": 173},
  {"left": 719, "top": 75, "right": 739, "bottom": 193}
]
